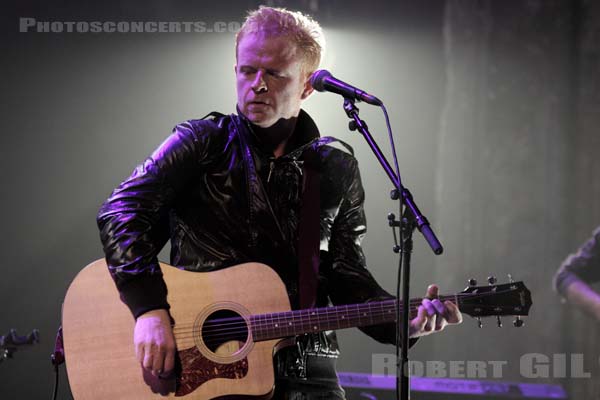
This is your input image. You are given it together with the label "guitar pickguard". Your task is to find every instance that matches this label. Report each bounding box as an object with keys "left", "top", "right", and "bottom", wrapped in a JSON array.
[{"left": 176, "top": 346, "right": 249, "bottom": 396}]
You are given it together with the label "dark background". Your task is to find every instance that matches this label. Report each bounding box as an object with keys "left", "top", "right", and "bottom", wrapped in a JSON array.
[{"left": 1, "top": 0, "right": 599, "bottom": 399}]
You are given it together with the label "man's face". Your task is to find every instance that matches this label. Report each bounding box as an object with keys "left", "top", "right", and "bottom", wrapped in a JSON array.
[{"left": 235, "top": 32, "right": 313, "bottom": 128}]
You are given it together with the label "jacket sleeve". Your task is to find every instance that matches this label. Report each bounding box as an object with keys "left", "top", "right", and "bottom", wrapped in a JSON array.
[
  {"left": 322, "top": 153, "right": 411, "bottom": 346},
  {"left": 97, "top": 121, "right": 211, "bottom": 318},
  {"left": 553, "top": 226, "right": 600, "bottom": 296}
]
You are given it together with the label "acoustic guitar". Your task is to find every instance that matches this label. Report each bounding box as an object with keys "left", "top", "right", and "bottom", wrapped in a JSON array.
[{"left": 62, "top": 259, "right": 532, "bottom": 399}]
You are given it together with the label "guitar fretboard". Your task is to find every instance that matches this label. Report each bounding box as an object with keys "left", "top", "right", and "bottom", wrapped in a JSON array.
[{"left": 250, "top": 295, "right": 457, "bottom": 341}]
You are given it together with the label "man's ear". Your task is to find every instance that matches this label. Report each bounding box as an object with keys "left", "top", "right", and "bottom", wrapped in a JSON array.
[
  {"left": 233, "top": 64, "right": 237, "bottom": 74},
  {"left": 301, "top": 73, "right": 315, "bottom": 99}
]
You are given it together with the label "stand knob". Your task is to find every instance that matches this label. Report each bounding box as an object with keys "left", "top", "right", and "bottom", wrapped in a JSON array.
[{"left": 513, "top": 317, "right": 524, "bottom": 328}]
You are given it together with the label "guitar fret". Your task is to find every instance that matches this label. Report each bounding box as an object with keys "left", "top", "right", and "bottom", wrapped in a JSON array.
[
  {"left": 275, "top": 312, "right": 281, "bottom": 336},
  {"left": 342, "top": 304, "right": 349, "bottom": 329},
  {"left": 280, "top": 312, "right": 288, "bottom": 337},
  {"left": 357, "top": 304, "right": 364, "bottom": 325},
  {"left": 345, "top": 305, "right": 352, "bottom": 328},
  {"left": 313, "top": 309, "right": 319, "bottom": 332},
  {"left": 251, "top": 314, "right": 261, "bottom": 341},
  {"left": 260, "top": 313, "right": 266, "bottom": 339},
  {"left": 260, "top": 313, "right": 267, "bottom": 340},
  {"left": 268, "top": 312, "right": 274, "bottom": 338},
  {"left": 261, "top": 314, "right": 268, "bottom": 340},
  {"left": 249, "top": 315, "right": 256, "bottom": 340},
  {"left": 276, "top": 312, "right": 283, "bottom": 336},
  {"left": 274, "top": 312, "right": 280, "bottom": 335},
  {"left": 253, "top": 315, "right": 259, "bottom": 340},
  {"left": 291, "top": 310, "right": 297, "bottom": 336},
  {"left": 378, "top": 301, "right": 385, "bottom": 325},
  {"left": 285, "top": 313, "right": 290, "bottom": 335},
  {"left": 298, "top": 309, "right": 304, "bottom": 335}
]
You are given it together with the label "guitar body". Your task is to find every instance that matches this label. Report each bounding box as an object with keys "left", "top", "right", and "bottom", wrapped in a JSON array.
[{"left": 62, "top": 259, "right": 290, "bottom": 399}]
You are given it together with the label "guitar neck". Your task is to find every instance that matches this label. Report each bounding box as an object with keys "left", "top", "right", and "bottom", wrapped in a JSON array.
[{"left": 250, "top": 295, "right": 457, "bottom": 341}]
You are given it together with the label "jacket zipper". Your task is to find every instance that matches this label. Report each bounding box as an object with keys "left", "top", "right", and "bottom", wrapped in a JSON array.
[{"left": 267, "top": 159, "right": 276, "bottom": 183}]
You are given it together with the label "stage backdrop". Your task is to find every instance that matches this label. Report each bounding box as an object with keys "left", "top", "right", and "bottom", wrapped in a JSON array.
[{"left": 1, "top": 0, "right": 598, "bottom": 399}]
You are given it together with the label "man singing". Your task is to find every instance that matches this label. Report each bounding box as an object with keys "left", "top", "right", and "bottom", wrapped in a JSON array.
[{"left": 98, "top": 6, "right": 461, "bottom": 398}]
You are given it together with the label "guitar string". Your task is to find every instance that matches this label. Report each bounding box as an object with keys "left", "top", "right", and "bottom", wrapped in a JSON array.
[
  {"left": 173, "top": 304, "right": 511, "bottom": 347},
  {"left": 174, "top": 307, "right": 421, "bottom": 346},
  {"left": 171, "top": 290, "right": 520, "bottom": 344},
  {"left": 171, "top": 296, "right": 448, "bottom": 337},
  {"left": 174, "top": 301, "right": 506, "bottom": 338},
  {"left": 173, "top": 303, "right": 516, "bottom": 346},
  {"left": 170, "top": 291, "right": 501, "bottom": 334},
  {"left": 193, "top": 302, "right": 503, "bottom": 337},
  {"left": 174, "top": 293, "right": 508, "bottom": 334},
  {"left": 175, "top": 304, "right": 517, "bottom": 347}
]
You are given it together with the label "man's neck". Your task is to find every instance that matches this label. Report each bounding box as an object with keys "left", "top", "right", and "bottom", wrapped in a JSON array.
[{"left": 252, "top": 117, "right": 298, "bottom": 158}]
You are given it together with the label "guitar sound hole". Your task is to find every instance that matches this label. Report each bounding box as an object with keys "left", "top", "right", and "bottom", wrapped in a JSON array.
[{"left": 202, "top": 309, "right": 249, "bottom": 355}]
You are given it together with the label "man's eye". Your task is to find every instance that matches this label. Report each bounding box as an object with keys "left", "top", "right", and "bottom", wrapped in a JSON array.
[{"left": 240, "top": 68, "right": 256, "bottom": 75}]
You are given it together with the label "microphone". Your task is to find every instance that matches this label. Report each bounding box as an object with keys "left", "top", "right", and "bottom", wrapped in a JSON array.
[{"left": 310, "top": 70, "right": 382, "bottom": 106}]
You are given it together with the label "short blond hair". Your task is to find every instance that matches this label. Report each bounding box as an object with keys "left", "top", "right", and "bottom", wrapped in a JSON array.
[{"left": 236, "top": 6, "right": 325, "bottom": 74}]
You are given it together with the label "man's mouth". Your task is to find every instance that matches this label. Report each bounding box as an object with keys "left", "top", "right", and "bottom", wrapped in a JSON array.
[{"left": 246, "top": 100, "right": 271, "bottom": 111}]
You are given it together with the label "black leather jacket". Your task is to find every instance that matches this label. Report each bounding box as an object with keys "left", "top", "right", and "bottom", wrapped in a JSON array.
[{"left": 97, "top": 109, "right": 397, "bottom": 391}]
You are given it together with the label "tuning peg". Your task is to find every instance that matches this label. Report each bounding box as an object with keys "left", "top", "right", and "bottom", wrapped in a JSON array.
[
  {"left": 513, "top": 316, "right": 524, "bottom": 328},
  {"left": 468, "top": 278, "right": 477, "bottom": 287},
  {"left": 477, "top": 317, "right": 483, "bottom": 328},
  {"left": 507, "top": 274, "right": 514, "bottom": 283},
  {"left": 487, "top": 276, "right": 497, "bottom": 285},
  {"left": 496, "top": 316, "right": 502, "bottom": 327}
]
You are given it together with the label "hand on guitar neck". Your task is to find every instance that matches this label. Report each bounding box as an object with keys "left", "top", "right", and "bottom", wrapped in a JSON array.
[
  {"left": 134, "top": 284, "right": 462, "bottom": 378},
  {"left": 409, "top": 284, "right": 462, "bottom": 338}
]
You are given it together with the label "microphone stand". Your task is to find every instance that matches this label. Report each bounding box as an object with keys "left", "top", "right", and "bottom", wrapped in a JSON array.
[{"left": 342, "top": 98, "right": 443, "bottom": 400}]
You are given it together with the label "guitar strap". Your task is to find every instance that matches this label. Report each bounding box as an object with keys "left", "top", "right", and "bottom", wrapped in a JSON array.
[
  {"left": 296, "top": 145, "right": 320, "bottom": 309},
  {"left": 292, "top": 137, "right": 354, "bottom": 310}
]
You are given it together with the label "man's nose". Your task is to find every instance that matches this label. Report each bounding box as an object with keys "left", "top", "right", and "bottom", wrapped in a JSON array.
[{"left": 251, "top": 71, "right": 268, "bottom": 93}]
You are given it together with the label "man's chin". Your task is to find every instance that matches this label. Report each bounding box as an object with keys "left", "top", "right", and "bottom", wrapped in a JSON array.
[{"left": 246, "top": 114, "right": 275, "bottom": 128}]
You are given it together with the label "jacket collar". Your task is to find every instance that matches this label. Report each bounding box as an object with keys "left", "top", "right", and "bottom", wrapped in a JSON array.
[{"left": 237, "top": 108, "right": 321, "bottom": 158}]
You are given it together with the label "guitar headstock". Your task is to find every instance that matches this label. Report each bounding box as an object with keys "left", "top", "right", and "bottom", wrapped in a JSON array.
[{"left": 458, "top": 276, "right": 532, "bottom": 328}]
